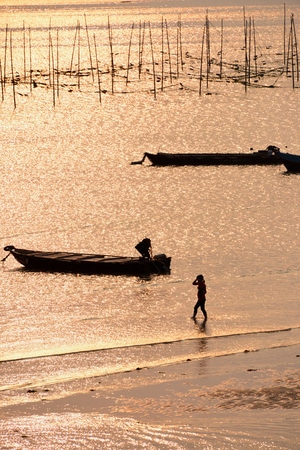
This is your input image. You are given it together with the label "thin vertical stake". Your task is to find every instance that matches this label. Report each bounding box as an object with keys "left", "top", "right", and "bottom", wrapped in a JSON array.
[
  {"left": 23, "top": 21, "right": 26, "bottom": 81},
  {"left": 10, "top": 31, "right": 16, "bottom": 109},
  {"left": 165, "top": 19, "right": 172, "bottom": 85},
  {"left": 84, "top": 13, "right": 94, "bottom": 82},
  {"left": 149, "top": 21, "right": 156, "bottom": 100},
  {"left": 126, "top": 23, "right": 134, "bottom": 86},
  {"left": 29, "top": 26, "right": 32, "bottom": 92},
  {"left": 93, "top": 34, "right": 102, "bottom": 104},
  {"left": 0, "top": 58, "right": 4, "bottom": 101}
]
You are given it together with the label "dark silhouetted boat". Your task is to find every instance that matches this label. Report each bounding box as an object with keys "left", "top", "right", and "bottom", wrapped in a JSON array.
[
  {"left": 131, "top": 146, "right": 281, "bottom": 166},
  {"left": 278, "top": 151, "right": 300, "bottom": 173},
  {"left": 3, "top": 240, "right": 171, "bottom": 276}
]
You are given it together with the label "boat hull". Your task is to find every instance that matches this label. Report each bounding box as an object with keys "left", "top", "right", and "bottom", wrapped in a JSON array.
[
  {"left": 141, "top": 148, "right": 281, "bottom": 166},
  {"left": 4, "top": 246, "right": 171, "bottom": 276},
  {"left": 278, "top": 151, "right": 300, "bottom": 173}
]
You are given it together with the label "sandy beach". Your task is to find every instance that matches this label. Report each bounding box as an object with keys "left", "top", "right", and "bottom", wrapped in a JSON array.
[{"left": 1, "top": 344, "right": 299, "bottom": 448}]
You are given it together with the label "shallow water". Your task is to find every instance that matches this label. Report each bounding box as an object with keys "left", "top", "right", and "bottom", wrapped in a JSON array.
[
  {"left": 0, "top": 0, "right": 299, "bottom": 447},
  {"left": 1, "top": 411, "right": 299, "bottom": 449}
]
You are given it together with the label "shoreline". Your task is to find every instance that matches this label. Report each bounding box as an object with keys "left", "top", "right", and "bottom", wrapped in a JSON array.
[{"left": 2, "top": 344, "right": 299, "bottom": 419}]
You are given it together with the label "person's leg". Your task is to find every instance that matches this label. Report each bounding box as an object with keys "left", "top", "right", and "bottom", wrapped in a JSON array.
[
  {"left": 200, "top": 301, "right": 207, "bottom": 320},
  {"left": 192, "top": 301, "right": 199, "bottom": 318}
]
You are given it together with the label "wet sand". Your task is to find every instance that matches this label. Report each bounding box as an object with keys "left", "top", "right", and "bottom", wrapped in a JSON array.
[{"left": 1, "top": 344, "right": 299, "bottom": 448}]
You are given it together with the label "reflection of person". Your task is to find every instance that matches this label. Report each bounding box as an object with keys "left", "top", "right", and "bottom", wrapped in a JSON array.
[{"left": 192, "top": 274, "right": 207, "bottom": 320}]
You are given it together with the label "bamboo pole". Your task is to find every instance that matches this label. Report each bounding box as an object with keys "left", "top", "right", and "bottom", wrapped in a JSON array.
[
  {"left": 52, "top": 35, "right": 56, "bottom": 106},
  {"left": 70, "top": 25, "right": 78, "bottom": 76},
  {"left": 141, "top": 21, "right": 146, "bottom": 76},
  {"left": 284, "top": 3, "right": 286, "bottom": 69},
  {"left": 220, "top": 18, "right": 223, "bottom": 79},
  {"left": 29, "top": 26, "right": 32, "bottom": 92},
  {"left": 179, "top": 14, "right": 183, "bottom": 71},
  {"left": 149, "top": 21, "right": 157, "bottom": 100},
  {"left": 165, "top": 19, "right": 172, "bottom": 85},
  {"left": 138, "top": 21, "right": 146, "bottom": 80},
  {"left": 286, "top": 16, "right": 291, "bottom": 75},
  {"left": 138, "top": 21, "right": 141, "bottom": 78},
  {"left": 48, "top": 19, "right": 52, "bottom": 87},
  {"left": 77, "top": 20, "right": 81, "bottom": 90},
  {"left": 291, "top": 14, "right": 299, "bottom": 81},
  {"left": 49, "top": 33, "right": 55, "bottom": 107},
  {"left": 161, "top": 16, "right": 164, "bottom": 91},
  {"left": 23, "top": 21, "right": 26, "bottom": 81},
  {"left": 206, "top": 12, "right": 211, "bottom": 85},
  {"left": 248, "top": 16, "right": 251, "bottom": 86},
  {"left": 206, "top": 15, "right": 209, "bottom": 89},
  {"left": 244, "top": 16, "right": 248, "bottom": 92},
  {"left": 108, "top": 16, "right": 114, "bottom": 94},
  {"left": 10, "top": 31, "right": 16, "bottom": 109},
  {"left": 291, "top": 19, "right": 295, "bottom": 89},
  {"left": 176, "top": 19, "right": 179, "bottom": 78},
  {"left": 138, "top": 21, "right": 142, "bottom": 79},
  {"left": 126, "top": 23, "right": 134, "bottom": 86},
  {"left": 0, "top": 59, "right": 4, "bottom": 101},
  {"left": 84, "top": 13, "right": 94, "bottom": 82},
  {"left": 288, "top": 14, "right": 299, "bottom": 87},
  {"left": 286, "top": 14, "right": 298, "bottom": 83},
  {"left": 4, "top": 25, "right": 8, "bottom": 88},
  {"left": 252, "top": 18, "right": 258, "bottom": 78},
  {"left": 56, "top": 29, "right": 59, "bottom": 98},
  {"left": 199, "top": 23, "right": 205, "bottom": 96},
  {"left": 93, "top": 33, "right": 102, "bottom": 104}
]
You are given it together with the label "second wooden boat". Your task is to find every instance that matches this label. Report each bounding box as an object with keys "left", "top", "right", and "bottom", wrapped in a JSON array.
[{"left": 132, "top": 146, "right": 281, "bottom": 166}]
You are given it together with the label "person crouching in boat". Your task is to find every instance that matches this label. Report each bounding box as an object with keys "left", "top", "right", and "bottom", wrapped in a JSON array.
[
  {"left": 192, "top": 274, "right": 207, "bottom": 320},
  {"left": 135, "top": 238, "right": 152, "bottom": 259}
]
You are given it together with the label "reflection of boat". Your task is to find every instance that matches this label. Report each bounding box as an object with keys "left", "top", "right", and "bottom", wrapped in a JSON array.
[
  {"left": 132, "top": 146, "right": 281, "bottom": 166},
  {"left": 278, "top": 151, "right": 300, "bottom": 173},
  {"left": 3, "top": 242, "right": 171, "bottom": 276}
]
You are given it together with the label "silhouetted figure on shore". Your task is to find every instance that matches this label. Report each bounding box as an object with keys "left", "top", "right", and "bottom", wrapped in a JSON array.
[{"left": 192, "top": 274, "right": 207, "bottom": 320}]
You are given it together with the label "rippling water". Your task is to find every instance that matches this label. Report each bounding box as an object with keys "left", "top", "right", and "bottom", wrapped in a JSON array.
[{"left": 0, "top": 0, "right": 299, "bottom": 447}]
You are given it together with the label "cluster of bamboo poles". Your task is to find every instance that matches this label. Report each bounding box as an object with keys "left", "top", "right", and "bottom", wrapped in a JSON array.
[
  {"left": 242, "top": 5, "right": 299, "bottom": 91},
  {"left": 285, "top": 12, "right": 299, "bottom": 88},
  {"left": 0, "top": 9, "right": 298, "bottom": 109}
]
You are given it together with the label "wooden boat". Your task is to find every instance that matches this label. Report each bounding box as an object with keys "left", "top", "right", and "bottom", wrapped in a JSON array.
[
  {"left": 3, "top": 242, "right": 171, "bottom": 276},
  {"left": 278, "top": 151, "right": 300, "bottom": 173},
  {"left": 131, "top": 146, "right": 281, "bottom": 166}
]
